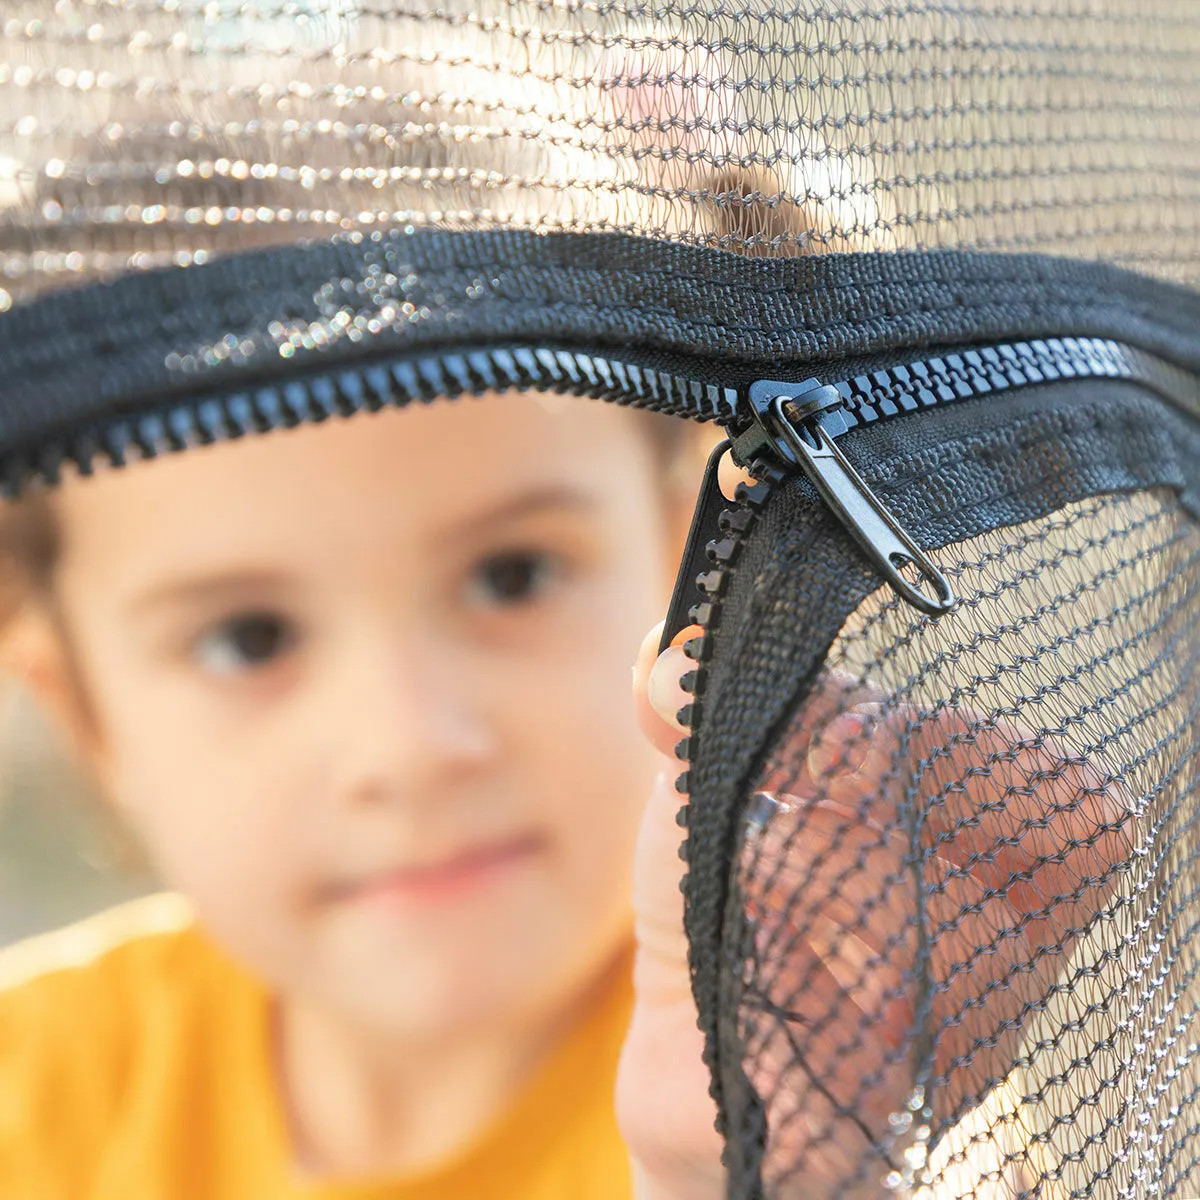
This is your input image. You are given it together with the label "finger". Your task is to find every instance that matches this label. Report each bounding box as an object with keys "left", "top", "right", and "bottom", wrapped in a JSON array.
[
  {"left": 718, "top": 450, "right": 755, "bottom": 500},
  {"left": 784, "top": 704, "right": 1102, "bottom": 1078},
  {"left": 745, "top": 702, "right": 1025, "bottom": 1112},
  {"left": 742, "top": 786, "right": 1018, "bottom": 1128},
  {"left": 808, "top": 703, "right": 912, "bottom": 807},
  {"left": 740, "top": 792, "right": 918, "bottom": 1032},
  {"left": 630, "top": 767, "right": 693, "bottom": 1007},
  {"left": 756, "top": 672, "right": 896, "bottom": 803},
  {"left": 789, "top": 697, "right": 1131, "bottom": 948},
  {"left": 743, "top": 792, "right": 911, "bottom": 946},
  {"left": 619, "top": 764, "right": 724, "bottom": 1190},
  {"left": 634, "top": 622, "right": 699, "bottom": 757},
  {"left": 913, "top": 713, "right": 1133, "bottom": 938},
  {"left": 746, "top": 698, "right": 919, "bottom": 964}
]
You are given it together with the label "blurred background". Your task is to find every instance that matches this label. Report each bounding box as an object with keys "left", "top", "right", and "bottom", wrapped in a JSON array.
[{"left": 0, "top": 686, "right": 155, "bottom": 946}]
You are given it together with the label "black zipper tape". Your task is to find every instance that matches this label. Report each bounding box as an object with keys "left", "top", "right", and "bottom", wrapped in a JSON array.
[{"left": 0, "top": 344, "right": 741, "bottom": 496}]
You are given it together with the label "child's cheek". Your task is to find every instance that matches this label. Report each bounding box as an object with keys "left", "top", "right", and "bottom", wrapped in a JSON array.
[{"left": 111, "top": 735, "right": 306, "bottom": 942}]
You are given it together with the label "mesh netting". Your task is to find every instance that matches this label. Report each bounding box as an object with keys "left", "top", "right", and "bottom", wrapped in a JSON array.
[
  {"left": 2, "top": 1, "right": 1200, "bottom": 308},
  {"left": 4, "top": 4, "right": 1200, "bottom": 1199},
  {"left": 729, "top": 488, "right": 1200, "bottom": 1197}
]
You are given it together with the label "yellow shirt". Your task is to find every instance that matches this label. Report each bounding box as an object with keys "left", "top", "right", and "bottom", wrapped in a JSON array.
[{"left": 0, "top": 895, "right": 635, "bottom": 1200}]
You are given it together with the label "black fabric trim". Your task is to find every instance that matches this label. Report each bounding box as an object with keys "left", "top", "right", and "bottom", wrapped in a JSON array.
[{"left": 3, "top": 229, "right": 1200, "bottom": 458}]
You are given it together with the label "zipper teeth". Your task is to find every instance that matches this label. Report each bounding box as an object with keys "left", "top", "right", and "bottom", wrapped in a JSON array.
[
  {"left": 670, "top": 456, "right": 786, "bottom": 797},
  {"left": 821, "top": 336, "right": 1200, "bottom": 436},
  {"left": 0, "top": 346, "right": 740, "bottom": 495},
  {"left": 6, "top": 335, "right": 1197, "bottom": 495}
]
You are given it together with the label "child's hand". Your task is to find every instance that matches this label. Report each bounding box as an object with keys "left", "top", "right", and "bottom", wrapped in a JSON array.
[{"left": 618, "top": 623, "right": 1132, "bottom": 1199}]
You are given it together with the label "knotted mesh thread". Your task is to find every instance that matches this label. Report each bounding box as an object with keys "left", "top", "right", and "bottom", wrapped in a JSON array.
[
  {"left": 2, "top": 1, "right": 1200, "bottom": 308},
  {"left": 3, "top": 4, "right": 1200, "bottom": 1199},
  {"left": 728, "top": 488, "right": 1200, "bottom": 1197}
]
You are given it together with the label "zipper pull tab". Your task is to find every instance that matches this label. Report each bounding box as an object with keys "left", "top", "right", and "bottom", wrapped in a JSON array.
[
  {"left": 659, "top": 437, "right": 733, "bottom": 654},
  {"left": 743, "top": 379, "right": 956, "bottom": 618}
]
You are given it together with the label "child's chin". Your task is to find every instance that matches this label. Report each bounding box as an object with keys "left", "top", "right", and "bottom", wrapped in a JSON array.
[
  {"left": 331, "top": 946, "right": 560, "bottom": 1034},
  {"left": 310, "top": 884, "right": 616, "bottom": 1033}
]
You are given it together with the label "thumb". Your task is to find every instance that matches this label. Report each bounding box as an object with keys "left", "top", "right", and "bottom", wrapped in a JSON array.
[
  {"left": 622, "top": 624, "right": 725, "bottom": 1194},
  {"left": 619, "top": 766, "right": 725, "bottom": 1194},
  {"left": 630, "top": 766, "right": 693, "bottom": 1005},
  {"left": 630, "top": 620, "right": 696, "bottom": 1001}
]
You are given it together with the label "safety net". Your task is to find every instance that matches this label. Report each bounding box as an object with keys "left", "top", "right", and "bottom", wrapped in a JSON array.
[{"left": 3, "top": 3, "right": 1200, "bottom": 1197}]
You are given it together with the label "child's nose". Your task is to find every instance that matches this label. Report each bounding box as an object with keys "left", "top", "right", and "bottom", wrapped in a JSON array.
[{"left": 324, "top": 642, "right": 498, "bottom": 805}]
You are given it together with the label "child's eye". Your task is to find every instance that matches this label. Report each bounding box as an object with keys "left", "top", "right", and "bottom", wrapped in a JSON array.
[
  {"left": 192, "top": 611, "right": 297, "bottom": 675},
  {"left": 467, "top": 550, "right": 560, "bottom": 608}
]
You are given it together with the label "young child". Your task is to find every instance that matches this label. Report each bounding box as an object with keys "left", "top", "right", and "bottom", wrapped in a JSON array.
[
  {"left": 0, "top": 393, "right": 698, "bottom": 1198},
  {"left": 0, "top": 10, "right": 766, "bottom": 1192}
]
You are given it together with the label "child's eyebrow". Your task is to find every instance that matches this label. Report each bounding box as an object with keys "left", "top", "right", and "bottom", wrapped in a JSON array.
[
  {"left": 123, "top": 488, "right": 598, "bottom": 614},
  {"left": 442, "top": 485, "right": 599, "bottom": 538},
  {"left": 125, "top": 571, "right": 295, "bottom": 617}
]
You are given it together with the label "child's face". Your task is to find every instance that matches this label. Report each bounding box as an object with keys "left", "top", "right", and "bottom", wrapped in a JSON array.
[{"left": 41, "top": 395, "right": 679, "bottom": 1033}]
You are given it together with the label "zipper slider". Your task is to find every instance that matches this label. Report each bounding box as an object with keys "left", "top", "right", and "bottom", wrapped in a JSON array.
[{"left": 739, "top": 378, "right": 956, "bottom": 618}]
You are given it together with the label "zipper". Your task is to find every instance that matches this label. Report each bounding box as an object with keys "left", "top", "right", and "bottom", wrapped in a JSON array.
[
  {"left": 661, "top": 335, "right": 1200, "bottom": 652},
  {"left": 740, "top": 376, "right": 956, "bottom": 617},
  {"left": 20, "top": 336, "right": 1197, "bottom": 500},
  {"left": 0, "top": 345, "right": 742, "bottom": 493},
  {"left": 658, "top": 336, "right": 1200, "bottom": 790}
]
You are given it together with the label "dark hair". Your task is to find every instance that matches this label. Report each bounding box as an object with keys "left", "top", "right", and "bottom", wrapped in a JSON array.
[{"left": 0, "top": 490, "right": 56, "bottom": 629}]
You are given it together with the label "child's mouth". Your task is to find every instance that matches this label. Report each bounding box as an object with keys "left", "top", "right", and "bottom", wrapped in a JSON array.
[{"left": 328, "top": 834, "right": 547, "bottom": 907}]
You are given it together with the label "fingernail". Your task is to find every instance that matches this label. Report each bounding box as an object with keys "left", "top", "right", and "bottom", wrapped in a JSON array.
[
  {"left": 744, "top": 791, "right": 781, "bottom": 834},
  {"left": 647, "top": 644, "right": 690, "bottom": 731},
  {"left": 633, "top": 621, "right": 665, "bottom": 677}
]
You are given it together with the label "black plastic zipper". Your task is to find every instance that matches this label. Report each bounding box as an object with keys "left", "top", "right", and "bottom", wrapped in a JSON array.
[
  {"left": 1, "top": 345, "right": 740, "bottom": 494},
  {"left": 661, "top": 335, "right": 1200, "bottom": 647},
  {"left": 657, "top": 336, "right": 1200, "bottom": 789}
]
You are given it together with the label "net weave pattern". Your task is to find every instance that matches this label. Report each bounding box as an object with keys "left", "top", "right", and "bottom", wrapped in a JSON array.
[
  {"left": 4, "top": 5, "right": 1200, "bottom": 1199},
  {"left": 733, "top": 489, "right": 1200, "bottom": 1197},
  {"left": 1, "top": 1, "right": 1199, "bottom": 308}
]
